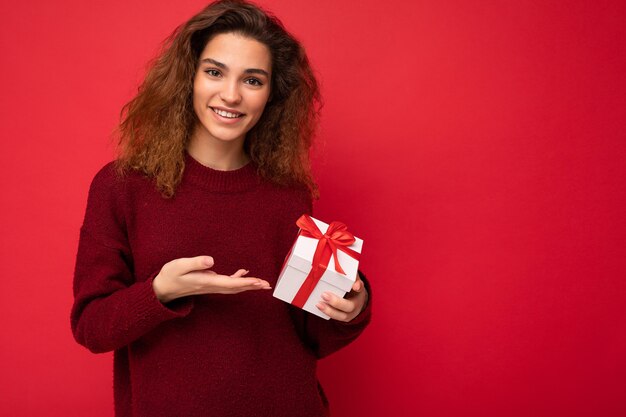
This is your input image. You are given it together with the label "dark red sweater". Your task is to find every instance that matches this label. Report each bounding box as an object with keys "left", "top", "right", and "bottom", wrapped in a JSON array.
[{"left": 70, "top": 151, "right": 372, "bottom": 417}]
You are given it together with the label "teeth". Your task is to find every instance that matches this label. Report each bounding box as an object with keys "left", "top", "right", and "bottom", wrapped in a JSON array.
[{"left": 212, "top": 108, "right": 241, "bottom": 118}]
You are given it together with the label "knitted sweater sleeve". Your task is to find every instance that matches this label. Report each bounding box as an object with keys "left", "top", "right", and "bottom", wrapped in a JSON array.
[
  {"left": 289, "top": 271, "right": 373, "bottom": 359},
  {"left": 70, "top": 163, "right": 194, "bottom": 354},
  {"left": 285, "top": 188, "right": 373, "bottom": 359}
]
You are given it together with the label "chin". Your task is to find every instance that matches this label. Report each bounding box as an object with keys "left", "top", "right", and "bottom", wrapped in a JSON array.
[
  {"left": 196, "top": 122, "right": 242, "bottom": 140},
  {"left": 210, "top": 130, "right": 246, "bottom": 143}
]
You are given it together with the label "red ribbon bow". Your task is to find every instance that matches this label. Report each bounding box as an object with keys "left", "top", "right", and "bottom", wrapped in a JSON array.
[{"left": 291, "top": 214, "right": 360, "bottom": 308}]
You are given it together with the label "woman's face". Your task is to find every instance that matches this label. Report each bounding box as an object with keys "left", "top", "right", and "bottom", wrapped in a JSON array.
[{"left": 192, "top": 32, "right": 272, "bottom": 146}]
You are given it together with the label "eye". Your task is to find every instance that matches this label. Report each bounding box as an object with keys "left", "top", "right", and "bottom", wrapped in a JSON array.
[
  {"left": 245, "top": 78, "right": 264, "bottom": 86},
  {"left": 204, "top": 69, "right": 221, "bottom": 77}
]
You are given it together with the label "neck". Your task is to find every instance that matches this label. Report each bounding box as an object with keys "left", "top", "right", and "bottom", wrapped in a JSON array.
[{"left": 187, "top": 127, "right": 250, "bottom": 171}]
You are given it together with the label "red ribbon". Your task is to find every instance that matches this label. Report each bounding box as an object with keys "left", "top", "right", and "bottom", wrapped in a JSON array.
[{"left": 291, "top": 214, "right": 360, "bottom": 308}]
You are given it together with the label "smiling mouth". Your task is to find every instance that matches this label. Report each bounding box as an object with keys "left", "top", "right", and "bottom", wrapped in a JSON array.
[{"left": 210, "top": 107, "right": 245, "bottom": 119}]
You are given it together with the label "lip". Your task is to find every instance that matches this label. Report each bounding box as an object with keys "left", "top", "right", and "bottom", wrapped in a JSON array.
[{"left": 209, "top": 106, "right": 245, "bottom": 124}]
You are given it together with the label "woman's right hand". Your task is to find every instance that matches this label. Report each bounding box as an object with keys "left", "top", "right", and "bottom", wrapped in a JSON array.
[{"left": 152, "top": 256, "right": 271, "bottom": 303}]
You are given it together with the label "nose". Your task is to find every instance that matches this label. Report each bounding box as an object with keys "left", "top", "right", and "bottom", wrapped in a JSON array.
[{"left": 219, "top": 79, "right": 242, "bottom": 105}]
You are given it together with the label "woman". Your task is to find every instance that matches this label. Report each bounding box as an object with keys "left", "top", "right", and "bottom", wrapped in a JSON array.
[{"left": 71, "top": 1, "right": 372, "bottom": 416}]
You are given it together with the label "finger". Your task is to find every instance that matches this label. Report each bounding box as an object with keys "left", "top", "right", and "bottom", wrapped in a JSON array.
[
  {"left": 173, "top": 255, "right": 214, "bottom": 274},
  {"left": 195, "top": 269, "right": 269, "bottom": 288},
  {"left": 320, "top": 292, "right": 356, "bottom": 315},
  {"left": 227, "top": 285, "right": 272, "bottom": 294},
  {"left": 230, "top": 269, "right": 249, "bottom": 278},
  {"left": 211, "top": 275, "right": 272, "bottom": 290},
  {"left": 351, "top": 276, "right": 364, "bottom": 292},
  {"left": 315, "top": 301, "right": 350, "bottom": 322}
]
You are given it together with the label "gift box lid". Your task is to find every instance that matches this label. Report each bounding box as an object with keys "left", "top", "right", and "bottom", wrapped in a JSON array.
[{"left": 288, "top": 216, "right": 363, "bottom": 293}]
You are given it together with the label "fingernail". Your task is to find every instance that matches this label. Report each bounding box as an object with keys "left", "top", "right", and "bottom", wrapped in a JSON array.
[
  {"left": 321, "top": 293, "right": 330, "bottom": 301},
  {"left": 316, "top": 303, "right": 325, "bottom": 310}
]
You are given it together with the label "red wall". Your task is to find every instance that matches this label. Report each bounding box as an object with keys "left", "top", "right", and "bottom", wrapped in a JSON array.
[{"left": 1, "top": 1, "right": 625, "bottom": 416}]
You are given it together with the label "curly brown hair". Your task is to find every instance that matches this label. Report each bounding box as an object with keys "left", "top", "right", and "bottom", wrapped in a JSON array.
[{"left": 114, "top": 0, "right": 321, "bottom": 199}]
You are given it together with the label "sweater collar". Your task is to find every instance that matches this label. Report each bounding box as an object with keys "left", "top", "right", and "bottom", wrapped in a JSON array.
[{"left": 183, "top": 150, "right": 260, "bottom": 193}]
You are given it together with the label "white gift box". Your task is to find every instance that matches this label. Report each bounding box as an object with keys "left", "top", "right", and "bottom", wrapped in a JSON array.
[{"left": 273, "top": 215, "right": 363, "bottom": 320}]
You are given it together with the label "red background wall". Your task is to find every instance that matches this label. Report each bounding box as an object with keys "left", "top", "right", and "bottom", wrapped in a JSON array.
[{"left": 1, "top": 1, "right": 625, "bottom": 416}]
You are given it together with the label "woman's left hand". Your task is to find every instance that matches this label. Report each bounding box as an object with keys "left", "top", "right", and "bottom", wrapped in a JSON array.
[{"left": 316, "top": 274, "right": 369, "bottom": 322}]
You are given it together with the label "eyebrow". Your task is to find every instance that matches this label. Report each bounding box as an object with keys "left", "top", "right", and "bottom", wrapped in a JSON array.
[{"left": 200, "top": 58, "right": 270, "bottom": 78}]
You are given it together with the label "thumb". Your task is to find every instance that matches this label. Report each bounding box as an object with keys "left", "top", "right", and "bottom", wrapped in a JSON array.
[{"left": 175, "top": 255, "right": 214, "bottom": 274}]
